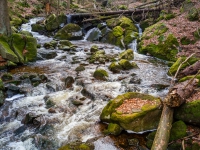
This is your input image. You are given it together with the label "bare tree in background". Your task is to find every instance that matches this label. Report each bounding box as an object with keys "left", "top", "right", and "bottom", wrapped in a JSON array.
[{"left": 0, "top": 0, "right": 11, "bottom": 36}]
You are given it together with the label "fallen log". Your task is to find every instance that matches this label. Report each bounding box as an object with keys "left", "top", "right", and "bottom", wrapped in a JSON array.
[
  {"left": 180, "top": 60, "right": 200, "bottom": 77},
  {"left": 151, "top": 79, "right": 199, "bottom": 150},
  {"left": 68, "top": 8, "right": 161, "bottom": 23}
]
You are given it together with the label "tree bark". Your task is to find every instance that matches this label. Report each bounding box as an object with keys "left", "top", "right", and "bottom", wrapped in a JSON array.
[
  {"left": 180, "top": 60, "right": 200, "bottom": 77},
  {"left": 0, "top": 0, "right": 11, "bottom": 36},
  {"left": 151, "top": 105, "right": 174, "bottom": 150},
  {"left": 151, "top": 79, "right": 198, "bottom": 150}
]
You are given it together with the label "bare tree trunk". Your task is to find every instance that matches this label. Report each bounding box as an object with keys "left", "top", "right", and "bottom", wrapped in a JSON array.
[
  {"left": 0, "top": 0, "right": 11, "bottom": 36},
  {"left": 151, "top": 79, "right": 198, "bottom": 150}
]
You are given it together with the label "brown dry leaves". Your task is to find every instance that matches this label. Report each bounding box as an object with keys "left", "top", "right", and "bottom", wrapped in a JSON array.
[{"left": 115, "top": 98, "right": 157, "bottom": 114}]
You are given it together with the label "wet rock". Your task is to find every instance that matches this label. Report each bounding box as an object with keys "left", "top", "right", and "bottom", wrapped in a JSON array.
[
  {"left": 14, "top": 125, "right": 27, "bottom": 135},
  {"left": 31, "top": 76, "right": 42, "bottom": 87},
  {"left": 93, "top": 69, "right": 108, "bottom": 81},
  {"left": 81, "top": 88, "right": 95, "bottom": 100},
  {"left": 39, "top": 50, "right": 57, "bottom": 59},
  {"left": 119, "top": 49, "right": 134, "bottom": 60},
  {"left": 43, "top": 40, "right": 58, "bottom": 49},
  {"left": 48, "top": 108, "right": 56, "bottom": 113},
  {"left": 75, "top": 65, "right": 85, "bottom": 72},
  {"left": 46, "top": 82, "right": 59, "bottom": 92},
  {"left": 103, "top": 123, "right": 122, "bottom": 135},
  {"left": 150, "top": 84, "right": 169, "bottom": 91},
  {"left": 89, "top": 50, "right": 107, "bottom": 64},
  {"left": 85, "top": 28, "right": 102, "bottom": 41},
  {"left": 65, "top": 76, "right": 75, "bottom": 88},
  {"left": 21, "top": 112, "right": 39, "bottom": 125},
  {"left": 100, "top": 92, "right": 162, "bottom": 132},
  {"left": 54, "top": 23, "right": 83, "bottom": 40},
  {"left": 174, "top": 100, "right": 200, "bottom": 126},
  {"left": 0, "top": 90, "right": 5, "bottom": 106},
  {"left": 129, "top": 77, "right": 141, "bottom": 84},
  {"left": 72, "top": 99, "right": 84, "bottom": 106},
  {"left": 58, "top": 40, "right": 76, "bottom": 50},
  {"left": 10, "top": 17, "right": 23, "bottom": 28},
  {"left": 1, "top": 73, "right": 13, "bottom": 81}
]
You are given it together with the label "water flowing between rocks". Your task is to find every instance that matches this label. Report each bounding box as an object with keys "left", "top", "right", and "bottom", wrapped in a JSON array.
[{"left": 0, "top": 18, "right": 171, "bottom": 150}]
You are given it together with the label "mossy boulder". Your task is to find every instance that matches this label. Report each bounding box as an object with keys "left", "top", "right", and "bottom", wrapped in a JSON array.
[
  {"left": 19, "top": 31, "right": 33, "bottom": 37},
  {"left": 90, "top": 45, "right": 99, "bottom": 53},
  {"left": 93, "top": 69, "right": 108, "bottom": 81},
  {"left": 118, "top": 59, "right": 137, "bottom": 70},
  {"left": 168, "top": 56, "right": 199, "bottom": 76},
  {"left": 43, "top": 40, "right": 58, "bottom": 49},
  {"left": 174, "top": 100, "right": 200, "bottom": 126},
  {"left": 100, "top": 92, "right": 162, "bottom": 132},
  {"left": 1, "top": 73, "right": 13, "bottom": 81},
  {"left": 0, "top": 36, "right": 19, "bottom": 63},
  {"left": 45, "top": 13, "right": 67, "bottom": 31},
  {"left": 169, "top": 120, "right": 187, "bottom": 141},
  {"left": 104, "top": 123, "right": 122, "bottom": 135},
  {"left": 10, "top": 17, "right": 23, "bottom": 28},
  {"left": 54, "top": 23, "right": 83, "bottom": 40},
  {"left": 187, "top": 8, "right": 199, "bottom": 21},
  {"left": 119, "top": 49, "right": 134, "bottom": 60},
  {"left": 89, "top": 50, "right": 107, "bottom": 64},
  {"left": 139, "top": 34, "right": 179, "bottom": 61},
  {"left": 124, "top": 31, "right": 138, "bottom": 45},
  {"left": 58, "top": 40, "right": 76, "bottom": 50},
  {"left": 11, "top": 33, "right": 37, "bottom": 63},
  {"left": 31, "top": 23, "right": 45, "bottom": 32},
  {"left": 58, "top": 142, "right": 92, "bottom": 150},
  {"left": 112, "top": 26, "right": 124, "bottom": 37},
  {"left": 109, "top": 62, "right": 122, "bottom": 73}
]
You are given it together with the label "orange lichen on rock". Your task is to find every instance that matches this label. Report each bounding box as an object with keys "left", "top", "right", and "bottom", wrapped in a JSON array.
[{"left": 115, "top": 98, "right": 157, "bottom": 114}]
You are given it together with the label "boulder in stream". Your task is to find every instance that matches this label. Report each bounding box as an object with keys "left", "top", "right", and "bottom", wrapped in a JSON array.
[
  {"left": 54, "top": 23, "right": 83, "bottom": 40},
  {"left": 93, "top": 69, "right": 108, "bottom": 81},
  {"left": 100, "top": 92, "right": 162, "bottom": 132},
  {"left": 119, "top": 49, "right": 134, "bottom": 60}
]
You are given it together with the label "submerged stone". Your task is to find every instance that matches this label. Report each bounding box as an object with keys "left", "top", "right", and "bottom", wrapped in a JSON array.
[{"left": 100, "top": 92, "right": 162, "bottom": 132}]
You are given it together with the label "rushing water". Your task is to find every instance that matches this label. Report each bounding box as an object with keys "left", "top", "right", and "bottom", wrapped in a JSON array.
[{"left": 0, "top": 18, "right": 171, "bottom": 150}]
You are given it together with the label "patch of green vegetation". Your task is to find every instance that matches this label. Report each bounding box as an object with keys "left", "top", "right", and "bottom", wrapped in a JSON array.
[
  {"left": 17, "top": 1, "right": 30, "bottom": 7},
  {"left": 187, "top": 8, "right": 199, "bottom": 21},
  {"left": 93, "top": 69, "right": 108, "bottom": 81}
]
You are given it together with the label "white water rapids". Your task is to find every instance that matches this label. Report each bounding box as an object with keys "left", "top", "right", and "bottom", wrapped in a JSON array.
[{"left": 0, "top": 18, "right": 171, "bottom": 150}]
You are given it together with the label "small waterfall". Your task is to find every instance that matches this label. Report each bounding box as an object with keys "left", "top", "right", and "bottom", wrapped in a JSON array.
[
  {"left": 66, "top": 15, "right": 72, "bottom": 24},
  {"left": 83, "top": 28, "right": 102, "bottom": 41},
  {"left": 129, "top": 24, "right": 143, "bottom": 52}
]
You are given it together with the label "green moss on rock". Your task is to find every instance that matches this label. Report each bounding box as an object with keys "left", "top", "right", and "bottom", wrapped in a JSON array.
[
  {"left": 93, "top": 69, "right": 108, "bottom": 81},
  {"left": 54, "top": 23, "right": 83, "bottom": 40},
  {"left": 112, "top": 26, "right": 124, "bottom": 37},
  {"left": 168, "top": 56, "right": 199, "bottom": 76},
  {"left": 119, "top": 49, "right": 134, "bottom": 60},
  {"left": 109, "top": 62, "right": 122, "bottom": 73},
  {"left": 139, "top": 34, "right": 179, "bottom": 61},
  {"left": 104, "top": 123, "right": 122, "bottom": 135},
  {"left": 90, "top": 45, "right": 99, "bottom": 53},
  {"left": 0, "top": 36, "right": 19, "bottom": 63},
  {"left": 169, "top": 120, "right": 187, "bottom": 141},
  {"left": 31, "top": 23, "right": 45, "bottom": 32},
  {"left": 118, "top": 59, "right": 134, "bottom": 70},
  {"left": 100, "top": 92, "right": 162, "bottom": 132},
  {"left": 174, "top": 100, "right": 200, "bottom": 126},
  {"left": 179, "top": 75, "right": 200, "bottom": 86}
]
